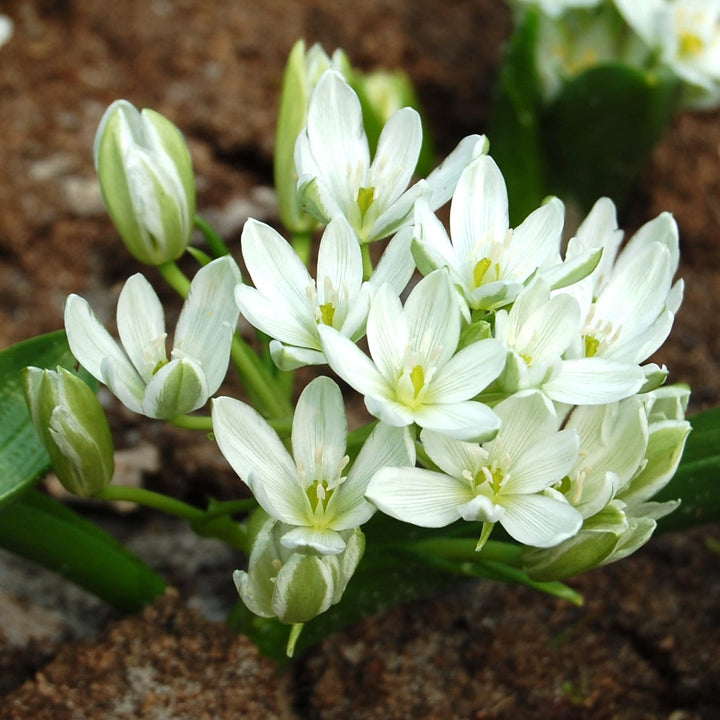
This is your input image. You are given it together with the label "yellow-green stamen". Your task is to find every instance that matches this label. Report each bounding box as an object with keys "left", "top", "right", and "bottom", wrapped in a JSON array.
[
  {"left": 473, "top": 258, "right": 492, "bottom": 287},
  {"left": 584, "top": 335, "right": 600, "bottom": 358},
  {"left": 318, "top": 302, "right": 336, "bottom": 326},
  {"left": 410, "top": 364, "right": 425, "bottom": 399},
  {"left": 152, "top": 358, "right": 169, "bottom": 375},
  {"left": 357, "top": 186, "right": 375, "bottom": 219},
  {"left": 679, "top": 31, "right": 703, "bottom": 57}
]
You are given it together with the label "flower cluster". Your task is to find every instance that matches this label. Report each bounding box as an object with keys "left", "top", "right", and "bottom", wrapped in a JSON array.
[{"left": 57, "top": 54, "right": 689, "bottom": 631}]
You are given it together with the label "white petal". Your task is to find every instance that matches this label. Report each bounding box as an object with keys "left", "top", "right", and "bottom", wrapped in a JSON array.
[
  {"left": 236, "top": 285, "right": 319, "bottom": 349},
  {"left": 292, "top": 377, "right": 347, "bottom": 484},
  {"left": 413, "top": 401, "right": 501, "bottom": 442},
  {"left": 269, "top": 341, "right": 326, "bottom": 371},
  {"left": 364, "top": 395, "right": 415, "bottom": 427},
  {"left": 99, "top": 356, "right": 145, "bottom": 415},
  {"left": 370, "top": 180, "right": 426, "bottom": 241},
  {"left": 504, "top": 429, "right": 579, "bottom": 495},
  {"left": 306, "top": 70, "right": 369, "bottom": 212},
  {"left": 369, "top": 107, "right": 422, "bottom": 207},
  {"left": 404, "top": 270, "right": 460, "bottom": 366},
  {"left": 319, "top": 322, "right": 387, "bottom": 388},
  {"left": 211, "top": 396, "right": 307, "bottom": 526},
  {"left": 544, "top": 358, "right": 644, "bottom": 405},
  {"left": 370, "top": 226, "right": 417, "bottom": 296},
  {"left": 500, "top": 493, "right": 583, "bottom": 547},
  {"left": 450, "top": 155, "right": 509, "bottom": 262},
  {"left": 173, "top": 256, "right": 242, "bottom": 392},
  {"left": 366, "top": 284, "right": 407, "bottom": 383},
  {"left": 420, "top": 429, "right": 488, "bottom": 479},
  {"left": 64, "top": 294, "right": 145, "bottom": 401},
  {"left": 280, "top": 526, "right": 347, "bottom": 555},
  {"left": 366, "top": 466, "right": 468, "bottom": 527},
  {"left": 116, "top": 274, "right": 167, "bottom": 383},
  {"left": 423, "top": 134, "right": 488, "bottom": 209},
  {"left": 317, "top": 217, "right": 363, "bottom": 307},
  {"left": 430, "top": 338, "right": 506, "bottom": 402},
  {"left": 333, "top": 424, "right": 416, "bottom": 529},
  {"left": 241, "top": 218, "right": 313, "bottom": 308},
  {"left": 504, "top": 197, "right": 564, "bottom": 280}
]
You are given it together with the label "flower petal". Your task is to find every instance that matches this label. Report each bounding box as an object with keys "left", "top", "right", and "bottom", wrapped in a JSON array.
[
  {"left": 292, "top": 377, "right": 347, "bottom": 484},
  {"left": 173, "top": 256, "right": 242, "bottom": 392},
  {"left": 544, "top": 358, "right": 644, "bottom": 405},
  {"left": 280, "top": 525, "right": 347, "bottom": 555},
  {"left": 366, "top": 466, "right": 468, "bottom": 527},
  {"left": 366, "top": 283, "right": 407, "bottom": 383},
  {"left": 64, "top": 294, "right": 145, "bottom": 403},
  {"left": 413, "top": 400, "right": 501, "bottom": 442},
  {"left": 116, "top": 273, "right": 167, "bottom": 383},
  {"left": 500, "top": 493, "right": 583, "bottom": 547},
  {"left": 212, "top": 396, "right": 307, "bottom": 525},
  {"left": 142, "top": 357, "right": 208, "bottom": 419}
]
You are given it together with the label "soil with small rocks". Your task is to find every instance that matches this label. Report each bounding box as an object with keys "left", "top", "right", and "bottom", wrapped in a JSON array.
[{"left": 0, "top": 1, "right": 719, "bottom": 718}]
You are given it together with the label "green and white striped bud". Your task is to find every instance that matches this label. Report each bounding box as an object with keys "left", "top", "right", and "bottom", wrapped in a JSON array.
[
  {"left": 94, "top": 100, "right": 196, "bottom": 265},
  {"left": 22, "top": 366, "right": 114, "bottom": 497},
  {"left": 275, "top": 40, "right": 350, "bottom": 234},
  {"left": 234, "top": 509, "right": 365, "bottom": 625}
]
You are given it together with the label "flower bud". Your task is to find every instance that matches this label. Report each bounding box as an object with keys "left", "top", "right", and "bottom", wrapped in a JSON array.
[
  {"left": 275, "top": 40, "right": 350, "bottom": 234},
  {"left": 234, "top": 509, "right": 364, "bottom": 625},
  {"left": 23, "top": 366, "right": 114, "bottom": 497},
  {"left": 94, "top": 99, "right": 196, "bottom": 265}
]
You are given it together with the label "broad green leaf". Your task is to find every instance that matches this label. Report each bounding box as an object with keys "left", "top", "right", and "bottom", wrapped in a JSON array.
[
  {"left": 543, "top": 64, "right": 680, "bottom": 212},
  {"left": 488, "top": 6, "right": 547, "bottom": 225},
  {"left": 0, "top": 330, "right": 95, "bottom": 509},
  {"left": 0, "top": 489, "right": 166, "bottom": 613}
]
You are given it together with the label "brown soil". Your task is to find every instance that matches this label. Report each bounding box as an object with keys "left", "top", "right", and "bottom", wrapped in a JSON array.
[{"left": 1, "top": 1, "right": 719, "bottom": 718}]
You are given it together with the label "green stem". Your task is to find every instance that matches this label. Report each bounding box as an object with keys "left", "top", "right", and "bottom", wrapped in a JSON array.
[
  {"left": 195, "top": 214, "right": 231, "bottom": 258},
  {"left": 97, "top": 485, "right": 205, "bottom": 522},
  {"left": 230, "top": 335, "right": 293, "bottom": 420},
  {"left": 291, "top": 231, "right": 313, "bottom": 267},
  {"left": 361, "top": 243, "right": 373, "bottom": 281},
  {"left": 96, "top": 485, "right": 249, "bottom": 553},
  {"left": 405, "top": 537, "right": 523, "bottom": 566},
  {"left": 171, "top": 414, "right": 213, "bottom": 431},
  {"left": 158, "top": 261, "right": 191, "bottom": 298}
]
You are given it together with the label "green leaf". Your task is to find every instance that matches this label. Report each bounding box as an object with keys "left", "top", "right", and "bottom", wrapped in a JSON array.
[
  {"left": 0, "top": 489, "right": 166, "bottom": 613},
  {"left": 543, "top": 64, "right": 680, "bottom": 212},
  {"left": 0, "top": 330, "right": 95, "bottom": 509},
  {"left": 488, "top": 6, "right": 547, "bottom": 225},
  {"left": 655, "top": 408, "right": 720, "bottom": 532}
]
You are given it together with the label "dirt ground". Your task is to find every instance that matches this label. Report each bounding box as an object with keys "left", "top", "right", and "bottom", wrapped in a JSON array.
[{"left": 0, "top": 1, "right": 719, "bottom": 718}]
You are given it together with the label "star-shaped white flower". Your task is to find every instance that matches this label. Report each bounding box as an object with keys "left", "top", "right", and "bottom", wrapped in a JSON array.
[
  {"left": 318, "top": 269, "right": 506, "bottom": 441},
  {"left": 412, "top": 155, "right": 601, "bottom": 315},
  {"left": 64, "top": 256, "right": 241, "bottom": 419},
  {"left": 235, "top": 216, "right": 414, "bottom": 371},
  {"left": 212, "top": 376, "right": 415, "bottom": 555},
  {"left": 493, "top": 276, "right": 645, "bottom": 404},
  {"left": 295, "top": 69, "right": 488, "bottom": 243},
  {"left": 562, "top": 197, "right": 684, "bottom": 367},
  {"left": 366, "top": 391, "right": 583, "bottom": 549}
]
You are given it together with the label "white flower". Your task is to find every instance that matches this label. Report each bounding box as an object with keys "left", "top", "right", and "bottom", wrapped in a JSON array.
[
  {"left": 0, "top": 15, "right": 13, "bottom": 49},
  {"left": 295, "top": 69, "right": 488, "bottom": 243},
  {"left": 212, "top": 376, "right": 415, "bottom": 556},
  {"left": 235, "top": 216, "right": 415, "bottom": 371},
  {"left": 366, "top": 391, "right": 583, "bottom": 549},
  {"left": 562, "top": 198, "right": 683, "bottom": 366},
  {"left": 614, "top": 0, "right": 720, "bottom": 107},
  {"left": 412, "top": 155, "right": 601, "bottom": 315},
  {"left": 493, "top": 276, "right": 645, "bottom": 404},
  {"left": 64, "top": 256, "right": 241, "bottom": 419},
  {"left": 318, "top": 269, "right": 506, "bottom": 442}
]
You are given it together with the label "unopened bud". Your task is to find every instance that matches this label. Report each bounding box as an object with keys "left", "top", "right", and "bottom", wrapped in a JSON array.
[{"left": 23, "top": 366, "right": 114, "bottom": 496}]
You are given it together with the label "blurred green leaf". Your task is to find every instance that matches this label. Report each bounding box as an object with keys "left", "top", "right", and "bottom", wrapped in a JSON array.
[{"left": 0, "top": 489, "right": 166, "bottom": 613}]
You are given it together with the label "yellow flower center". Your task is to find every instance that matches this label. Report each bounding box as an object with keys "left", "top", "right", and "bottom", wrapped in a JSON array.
[
  {"left": 357, "top": 186, "right": 375, "bottom": 219},
  {"left": 584, "top": 334, "right": 600, "bottom": 358},
  {"left": 318, "top": 301, "right": 336, "bottom": 326},
  {"left": 679, "top": 31, "right": 704, "bottom": 57}
]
